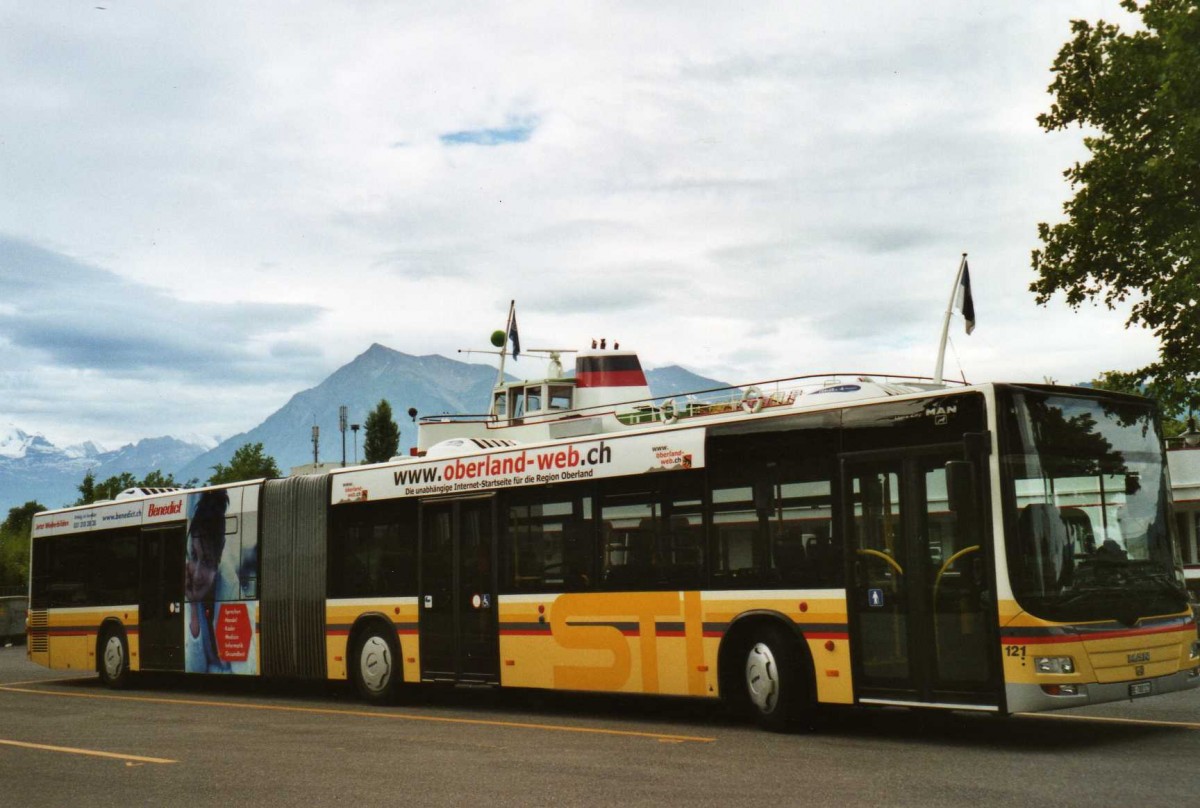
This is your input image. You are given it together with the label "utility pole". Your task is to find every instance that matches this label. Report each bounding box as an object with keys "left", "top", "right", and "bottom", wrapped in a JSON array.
[
  {"left": 350, "top": 423, "right": 360, "bottom": 464},
  {"left": 311, "top": 425, "right": 320, "bottom": 465},
  {"left": 339, "top": 405, "right": 348, "bottom": 467}
]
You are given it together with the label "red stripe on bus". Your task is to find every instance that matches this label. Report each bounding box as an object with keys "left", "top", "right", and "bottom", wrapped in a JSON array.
[{"left": 1004, "top": 623, "right": 1194, "bottom": 645}]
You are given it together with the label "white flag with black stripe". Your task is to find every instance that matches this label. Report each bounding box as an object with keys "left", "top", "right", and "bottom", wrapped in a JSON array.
[{"left": 956, "top": 260, "right": 976, "bottom": 334}]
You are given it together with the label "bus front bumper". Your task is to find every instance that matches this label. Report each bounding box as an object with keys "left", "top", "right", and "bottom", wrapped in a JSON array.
[{"left": 1005, "top": 666, "right": 1200, "bottom": 714}]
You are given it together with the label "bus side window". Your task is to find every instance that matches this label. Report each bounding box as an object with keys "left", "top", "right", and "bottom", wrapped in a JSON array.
[
  {"left": 327, "top": 501, "right": 417, "bottom": 598},
  {"left": 599, "top": 476, "right": 705, "bottom": 590},
  {"left": 712, "top": 486, "right": 760, "bottom": 586},
  {"left": 503, "top": 490, "right": 593, "bottom": 592},
  {"left": 772, "top": 479, "right": 837, "bottom": 587}
]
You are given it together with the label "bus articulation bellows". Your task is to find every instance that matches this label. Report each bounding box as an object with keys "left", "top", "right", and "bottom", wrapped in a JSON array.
[{"left": 26, "top": 340, "right": 1200, "bottom": 729}]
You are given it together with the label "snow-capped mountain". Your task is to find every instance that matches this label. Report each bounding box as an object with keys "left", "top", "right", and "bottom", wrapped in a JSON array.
[
  {"left": 0, "top": 425, "right": 88, "bottom": 461},
  {"left": 0, "top": 431, "right": 209, "bottom": 514}
]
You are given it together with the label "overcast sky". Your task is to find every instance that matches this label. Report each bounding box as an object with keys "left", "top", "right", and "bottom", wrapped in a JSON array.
[{"left": 0, "top": 1, "right": 1155, "bottom": 449}]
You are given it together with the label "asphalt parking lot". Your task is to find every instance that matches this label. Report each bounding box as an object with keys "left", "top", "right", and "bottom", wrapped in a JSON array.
[{"left": 2, "top": 644, "right": 1198, "bottom": 808}]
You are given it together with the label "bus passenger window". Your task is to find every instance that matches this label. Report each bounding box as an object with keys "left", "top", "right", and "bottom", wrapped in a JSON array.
[
  {"left": 599, "top": 478, "right": 704, "bottom": 590},
  {"left": 327, "top": 501, "right": 418, "bottom": 598},
  {"left": 712, "top": 486, "right": 769, "bottom": 586},
  {"left": 504, "top": 493, "right": 593, "bottom": 592},
  {"left": 772, "top": 480, "right": 836, "bottom": 587}
]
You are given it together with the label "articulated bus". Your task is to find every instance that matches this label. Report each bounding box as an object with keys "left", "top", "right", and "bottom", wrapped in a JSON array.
[{"left": 27, "top": 377, "right": 1200, "bottom": 729}]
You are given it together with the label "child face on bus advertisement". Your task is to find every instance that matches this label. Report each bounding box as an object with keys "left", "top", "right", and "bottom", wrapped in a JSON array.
[{"left": 185, "top": 491, "right": 228, "bottom": 602}]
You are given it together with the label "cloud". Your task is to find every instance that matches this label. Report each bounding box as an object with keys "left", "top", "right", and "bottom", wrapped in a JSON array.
[
  {"left": 0, "top": 1, "right": 1163, "bottom": 449},
  {"left": 0, "top": 236, "right": 324, "bottom": 381}
]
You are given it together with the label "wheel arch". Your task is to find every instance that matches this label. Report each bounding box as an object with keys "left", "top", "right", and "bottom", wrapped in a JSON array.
[
  {"left": 716, "top": 610, "right": 816, "bottom": 705},
  {"left": 346, "top": 612, "right": 400, "bottom": 677}
]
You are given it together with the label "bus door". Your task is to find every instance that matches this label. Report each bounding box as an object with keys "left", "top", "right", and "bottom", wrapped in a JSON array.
[
  {"left": 418, "top": 496, "right": 500, "bottom": 684},
  {"left": 139, "top": 525, "right": 185, "bottom": 671},
  {"left": 841, "top": 445, "right": 999, "bottom": 708}
]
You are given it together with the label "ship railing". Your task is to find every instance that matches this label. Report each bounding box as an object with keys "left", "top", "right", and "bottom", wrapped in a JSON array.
[{"left": 419, "top": 372, "right": 966, "bottom": 429}]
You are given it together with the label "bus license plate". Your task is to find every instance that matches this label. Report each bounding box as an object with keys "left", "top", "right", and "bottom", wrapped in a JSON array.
[{"left": 1129, "top": 681, "right": 1152, "bottom": 698}]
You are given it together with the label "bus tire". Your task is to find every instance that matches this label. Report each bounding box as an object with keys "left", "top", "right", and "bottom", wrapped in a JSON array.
[
  {"left": 97, "top": 626, "right": 131, "bottom": 689},
  {"left": 743, "top": 624, "right": 811, "bottom": 732},
  {"left": 351, "top": 624, "right": 401, "bottom": 705}
]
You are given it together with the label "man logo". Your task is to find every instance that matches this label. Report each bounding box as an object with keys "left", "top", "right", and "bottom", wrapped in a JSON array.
[
  {"left": 1127, "top": 651, "right": 1150, "bottom": 664},
  {"left": 925, "top": 404, "right": 957, "bottom": 426}
]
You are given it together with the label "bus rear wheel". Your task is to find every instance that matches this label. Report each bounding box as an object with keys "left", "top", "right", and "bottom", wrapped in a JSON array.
[
  {"left": 97, "top": 627, "right": 131, "bottom": 689},
  {"left": 743, "top": 625, "right": 810, "bottom": 732},
  {"left": 351, "top": 626, "right": 401, "bottom": 704}
]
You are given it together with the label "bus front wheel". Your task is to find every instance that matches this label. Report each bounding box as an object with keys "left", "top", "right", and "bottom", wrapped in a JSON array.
[
  {"left": 97, "top": 626, "right": 131, "bottom": 689},
  {"left": 351, "top": 625, "right": 401, "bottom": 704},
  {"left": 743, "top": 625, "right": 810, "bottom": 731}
]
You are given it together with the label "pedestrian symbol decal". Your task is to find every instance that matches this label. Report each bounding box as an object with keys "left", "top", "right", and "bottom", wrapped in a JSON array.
[{"left": 868, "top": 588, "right": 884, "bottom": 608}]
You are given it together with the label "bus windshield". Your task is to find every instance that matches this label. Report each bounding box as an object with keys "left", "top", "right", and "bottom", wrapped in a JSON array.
[{"left": 1000, "top": 388, "right": 1188, "bottom": 623}]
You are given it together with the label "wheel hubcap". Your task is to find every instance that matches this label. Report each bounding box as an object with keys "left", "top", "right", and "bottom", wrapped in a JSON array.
[
  {"left": 359, "top": 636, "right": 393, "bottom": 693},
  {"left": 103, "top": 636, "right": 124, "bottom": 680},
  {"left": 745, "top": 641, "right": 779, "bottom": 713}
]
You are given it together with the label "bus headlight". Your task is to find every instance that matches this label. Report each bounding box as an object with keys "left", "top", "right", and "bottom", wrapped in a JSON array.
[{"left": 1035, "top": 656, "right": 1076, "bottom": 674}]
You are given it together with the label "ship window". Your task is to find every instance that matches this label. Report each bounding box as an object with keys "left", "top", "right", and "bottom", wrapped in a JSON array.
[
  {"left": 548, "top": 385, "right": 572, "bottom": 410},
  {"left": 493, "top": 391, "right": 507, "bottom": 418},
  {"left": 524, "top": 385, "right": 543, "bottom": 413}
]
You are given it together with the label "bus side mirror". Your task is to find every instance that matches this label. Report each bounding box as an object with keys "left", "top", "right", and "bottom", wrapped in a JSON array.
[{"left": 945, "top": 460, "right": 977, "bottom": 515}]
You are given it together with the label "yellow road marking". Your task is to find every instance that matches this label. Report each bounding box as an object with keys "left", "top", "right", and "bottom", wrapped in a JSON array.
[
  {"left": 1, "top": 676, "right": 93, "bottom": 688},
  {"left": 0, "top": 683, "right": 716, "bottom": 744},
  {"left": 1017, "top": 712, "right": 1200, "bottom": 731},
  {"left": 0, "top": 737, "right": 177, "bottom": 764}
]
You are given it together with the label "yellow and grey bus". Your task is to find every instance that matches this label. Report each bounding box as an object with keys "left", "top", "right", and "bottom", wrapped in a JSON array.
[{"left": 26, "top": 376, "right": 1200, "bottom": 729}]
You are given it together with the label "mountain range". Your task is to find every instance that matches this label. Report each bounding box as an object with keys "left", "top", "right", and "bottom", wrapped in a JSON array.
[
  {"left": 0, "top": 429, "right": 213, "bottom": 512},
  {"left": 1, "top": 345, "right": 728, "bottom": 515}
]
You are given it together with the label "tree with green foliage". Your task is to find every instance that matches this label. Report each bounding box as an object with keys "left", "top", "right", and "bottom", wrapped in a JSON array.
[
  {"left": 94, "top": 472, "right": 137, "bottom": 502},
  {"left": 362, "top": 399, "right": 400, "bottom": 464},
  {"left": 1032, "top": 0, "right": 1200, "bottom": 415},
  {"left": 1091, "top": 371, "right": 1188, "bottom": 436},
  {"left": 75, "top": 469, "right": 96, "bottom": 505},
  {"left": 0, "top": 501, "right": 45, "bottom": 589},
  {"left": 208, "top": 442, "right": 281, "bottom": 485},
  {"left": 141, "top": 469, "right": 192, "bottom": 488}
]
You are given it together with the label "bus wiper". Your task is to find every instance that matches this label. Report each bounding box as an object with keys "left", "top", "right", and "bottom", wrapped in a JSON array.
[
  {"left": 1050, "top": 586, "right": 1110, "bottom": 609},
  {"left": 1123, "top": 568, "right": 1187, "bottom": 600}
]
